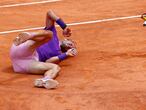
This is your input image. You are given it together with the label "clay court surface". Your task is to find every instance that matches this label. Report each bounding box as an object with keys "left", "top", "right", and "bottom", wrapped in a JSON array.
[{"left": 1, "top": 0, "right": 146, "bottom": 110}]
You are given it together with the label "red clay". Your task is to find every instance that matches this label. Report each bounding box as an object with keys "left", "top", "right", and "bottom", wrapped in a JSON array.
[{"left": 1, "top": 0, "right": 146, "bottom": 110}]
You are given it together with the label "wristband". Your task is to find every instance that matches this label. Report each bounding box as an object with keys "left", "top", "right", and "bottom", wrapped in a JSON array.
[
  {"left": 56, "top": 18, "right": 67, "bottom": 30},
  {"left": 58, "top": 53, "right": 67, "bottom": 61}
]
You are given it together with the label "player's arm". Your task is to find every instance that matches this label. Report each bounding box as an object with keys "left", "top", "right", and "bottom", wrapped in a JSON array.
[
  {"left": 47, "top": 10, "right": 71, "bottom": 37},
  {"left": 45, "top": 53, "right": 67, "bottom": 64},
  {"left": 56, "top": 18, "right": 71, "bottom": 37},
  {"left": 46, "top": 48, "right": 77, "bottom": 64},
  {"left": 45, "top": 56, "right": 60, "bottom": 64}
]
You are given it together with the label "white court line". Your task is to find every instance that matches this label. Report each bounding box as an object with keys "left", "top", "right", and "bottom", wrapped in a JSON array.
[
  {"left": 0, "top": 0, "right": 61, "bottom": 8},
  {"left": 0, "top": 15, "right": 141, "bottom": 35}
]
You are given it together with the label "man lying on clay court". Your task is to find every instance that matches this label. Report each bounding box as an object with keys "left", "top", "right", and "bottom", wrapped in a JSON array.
[{"left": 10, "top": 10, "right": 77, "bottom": 89}]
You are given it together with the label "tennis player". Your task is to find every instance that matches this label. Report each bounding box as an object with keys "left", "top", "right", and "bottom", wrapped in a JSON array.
[{"left": 10, "top": 10, "right": 77, "bottom": 89}]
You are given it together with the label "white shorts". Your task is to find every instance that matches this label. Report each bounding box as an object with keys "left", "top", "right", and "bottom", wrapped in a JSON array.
[{"left": 10, "top": 40, "right": 39, "bottom": 73}]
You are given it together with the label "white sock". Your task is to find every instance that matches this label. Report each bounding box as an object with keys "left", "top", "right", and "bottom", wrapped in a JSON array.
[{"left": 42, "top": 76, "right": 51, "bottom": 80}]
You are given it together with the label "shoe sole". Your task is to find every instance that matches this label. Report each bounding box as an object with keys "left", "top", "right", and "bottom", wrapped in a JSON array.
[
  {"left": 43, "top": 79, "right": 59, "bottom": 89},
  {"left": 34, "top": 79, "right": 44, "bottom": 87}
]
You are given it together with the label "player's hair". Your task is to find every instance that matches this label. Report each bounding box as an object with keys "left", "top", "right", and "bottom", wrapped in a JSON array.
[{"left": 60, "top": 39, "right": 76, "bottom": 52}]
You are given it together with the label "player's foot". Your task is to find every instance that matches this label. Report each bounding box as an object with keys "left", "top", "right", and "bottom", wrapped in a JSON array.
[
  {"left": 13, "top": 32, "right": 31, "bottom": 46},
  {"left": 43, "top": 79, "right": 59, "bottom": 89},
  {"left": 34, "top": 78, "right": 59, "bottom": 89},
  {"left": 34, "top": 78, "right": 44, "bottom": 87}
]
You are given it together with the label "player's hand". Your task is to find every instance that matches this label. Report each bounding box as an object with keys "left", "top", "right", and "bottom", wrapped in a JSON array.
[
  {"left": 66, "top": 48, "right": 77, "bottom": 57},
  {"left": 63, "top": 27, "right": 72, "bottom": 37}
]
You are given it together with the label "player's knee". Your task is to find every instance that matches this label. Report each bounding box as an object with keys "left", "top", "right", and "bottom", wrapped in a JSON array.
[
  {"left": 57, "top": 65, "right": 61, "bottom": 71},
  {"left": 53, "top": 65, "right": 61, "bottom": 72}
]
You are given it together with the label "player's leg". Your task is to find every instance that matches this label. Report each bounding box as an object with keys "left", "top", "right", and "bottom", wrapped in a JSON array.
[
  {"left": 10, "top": 30, "right": 53, "bottom": 67},
  {"left": 14, "top": 30, "right": 53, "bottom": 46},
  {"left": 28, "top": 61, "right": 61, "bottom": 89},
  {"left": 13, "top": 10, "right": 60, "bottom": 49}
]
